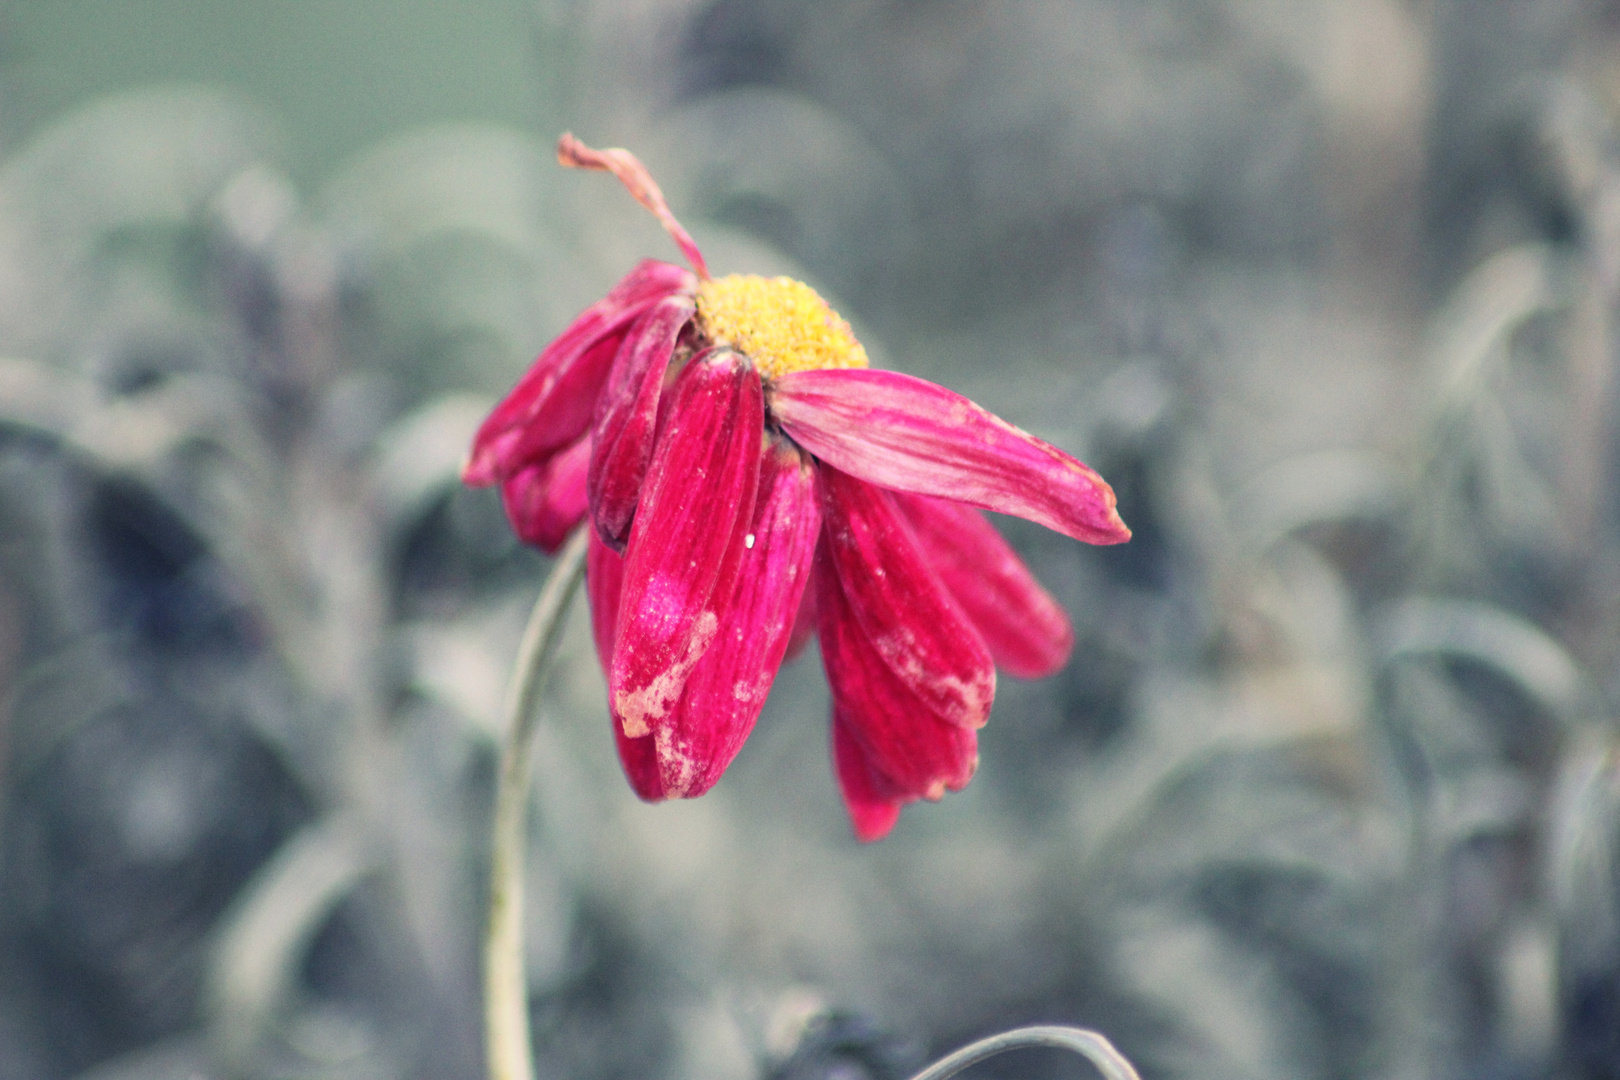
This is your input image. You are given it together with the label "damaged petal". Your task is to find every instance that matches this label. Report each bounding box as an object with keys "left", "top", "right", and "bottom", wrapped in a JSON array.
[
  {"left": 498, "top": 434, "right": 590, "bottom": 554},
  {"left": 894, "top": 492, "right": 1074, "bottom": 678},
  {"left": 644, "top": 441, "right": 821, "bottom": 798},
  {"left": 818, "top": 464, "right": 995, "bottom": 729},
  {"left": 590, "top": 531, "right": 668, "bottom": 799},
  {"left": 832, "top": 715, "right": 904, "bottom": 842},
  {"left": 589, "top": 293, "right": 695, "bottom": 549},
  {"left": 784, "top": 577, "right": 819, "bottom": 663},
  {"left": 586, "top": 529, "right": 625, "bottom": 678},
  {"left": 771, "top": 368, "right": 1131, "bottom": 545},
  {"left": 613, "top": 725, "right": 667, "bottom": 801},
  {"left": 608, "top": 348, "right": 763, "bottom": 741},
  {"left": 466, "top": 258, "right": 692, "bottom": 485},
  {"left": 815, "top": 543, "right": 979, "bottom": 805}
]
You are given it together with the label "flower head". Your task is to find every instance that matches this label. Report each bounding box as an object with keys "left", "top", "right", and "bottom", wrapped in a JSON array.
[{"left": 464, "top": 134, "right": 1129, "bottom": 841}]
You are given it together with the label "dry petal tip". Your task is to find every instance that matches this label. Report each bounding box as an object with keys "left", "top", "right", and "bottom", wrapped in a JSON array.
[
  {"left": 460, "top": 449, "right": 490, "bottom": 487},
  {"left": 1103, "top": 504, "right": 1132, "bottom": 544},
  {"left": 557, "top": 132, "right": 710, "bottom": 280}
]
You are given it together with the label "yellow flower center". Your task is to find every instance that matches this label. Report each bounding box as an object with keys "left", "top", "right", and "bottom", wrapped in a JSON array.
[{"left": 694, "top": 274, "right": 869, "bottom": 381}]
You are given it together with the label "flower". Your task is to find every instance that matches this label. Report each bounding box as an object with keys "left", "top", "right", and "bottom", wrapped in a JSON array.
[{"left": 463, "top": 134, "right": 1129, "bottom": 841}]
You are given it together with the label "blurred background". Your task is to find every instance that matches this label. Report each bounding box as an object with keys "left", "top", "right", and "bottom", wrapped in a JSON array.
[{"left": 4, "top": 1, "right": 1620, "bottom": 1078}]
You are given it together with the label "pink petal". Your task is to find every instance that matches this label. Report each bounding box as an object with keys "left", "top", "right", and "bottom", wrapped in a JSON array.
[
  {"left": 634, "top": 441, "right": 821, "bottom": 798},
  {"left": 832, "top": 716, "right": 903, "bottom": 842},
  {"left": 893, "top": 493, "right": 1074, "bottom": 678},
  {"left": 784, "top": 581, "right": 818, "bottom": 663},
  {"left": 464, "top": 259, "right": 693, "bottom": 485},
  {"left": 818, "top": 465, "right": 995, "bottom": 730},
  {"left": 815, "top": 543, "right": 979, "bottom": 803},
  {"left": 588, "top": 293, "right": 695, "bottom": 550},
  {"left": 613, "top": 725, "right": 666, "bottom": 801},
  {"left": 586, "top": 530, "right": 624, "bottom": 678},
  {"left": 588, "top": 532, "right": 665, "bottom": 798},
  {"left": 471, "top": 333, "right": 619, "bottom": 485},
  {"left": 770, "top": 369, "right": 1131, "bottom": 545},
  {"left": 558, "top": 134, "right": 710, "bottom": 279},
  {"left": 498, "top": 435, "right": 590, "bottom": 554},
  {"left": 609, "top": 348, "right": 763, "bottom": 743}
]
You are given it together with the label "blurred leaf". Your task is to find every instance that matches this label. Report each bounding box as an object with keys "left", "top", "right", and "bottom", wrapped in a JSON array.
[
  {"left": 0, "top": 86, "right": 278, "bottom": 359},
  {"left": 321, "top": 125, "right": 575, "bottom": 398}
]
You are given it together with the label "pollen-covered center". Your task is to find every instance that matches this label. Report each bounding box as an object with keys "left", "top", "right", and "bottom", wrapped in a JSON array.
[{"left": 695, "top": 274, "right": 869, "bottom": 381}]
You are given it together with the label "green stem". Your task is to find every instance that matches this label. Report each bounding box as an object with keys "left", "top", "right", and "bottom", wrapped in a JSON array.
[
  {"left": 485, "top": 526, "right": 590, "bottom": 1080},
  {"left": 907, "top": 1026, "right": 1142, "bottom": 1080}
]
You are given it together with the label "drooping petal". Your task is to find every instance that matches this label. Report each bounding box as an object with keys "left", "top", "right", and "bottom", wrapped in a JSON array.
[
  {"left": 770, "top": 368, "right": 1131, "bottom": 545},
  {"left": 636, "top": 441, "right": 821, "bottom": 798},
  {"left": 831, "top": 716, "right": 902, "bottom": 843},
  {"left": 818, "top": 465, "right": 995, "bottom": 729},
  {"left": 609, "top": 348, "right": 763, "bottom": 743},
  {"left": 784, "top": 580, "right": 818, "bottom": 663},
  {"left": 588, "top": 293, "right": 695, "bottom": 550},
  {"left": 498, "top": 435, "right": 590, "bottom": 554},
  {"left": 587, "top": 532, "right": 665, "bottom": 798},
  {"left": 893, "top": 492, "right": 1074, "bottom": 678},
  {"left": 558, "top": 134, "right": 710, "bottom": 280},
  {"left": 586, "top": 530, "right": 624, "bottom": 678},
  {"left": 464, "top": 258, "right": 694, "bottom": 485},
  {"left": 469, "top": 333, "right": 618, "bottom": 486},
  {"left": 492, "top": 258, "right": 692, "bottom": 441},
  {"left": 815, "top": 544, "right": 979, "bottom": 803},
  {"left": 612, "top": 725, "right": 666, "bottom": 800}
]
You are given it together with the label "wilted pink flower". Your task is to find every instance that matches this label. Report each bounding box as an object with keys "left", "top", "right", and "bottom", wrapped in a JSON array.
[{"left": 464, "top": 135, "right": 1129, "bottom": 841}]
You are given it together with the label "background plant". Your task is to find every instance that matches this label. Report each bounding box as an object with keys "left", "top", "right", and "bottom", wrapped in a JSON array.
[{"left": 3, "top": 3, "right": 1620, "bottom": 1080}]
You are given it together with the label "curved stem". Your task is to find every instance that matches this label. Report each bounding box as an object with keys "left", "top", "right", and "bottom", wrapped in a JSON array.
[
  {"left": 907, "top": 1026, "right": 1142, "bottom": 1080},
  {"left": 485, "top": 526, "right": 590, "bottom": 1080}
]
